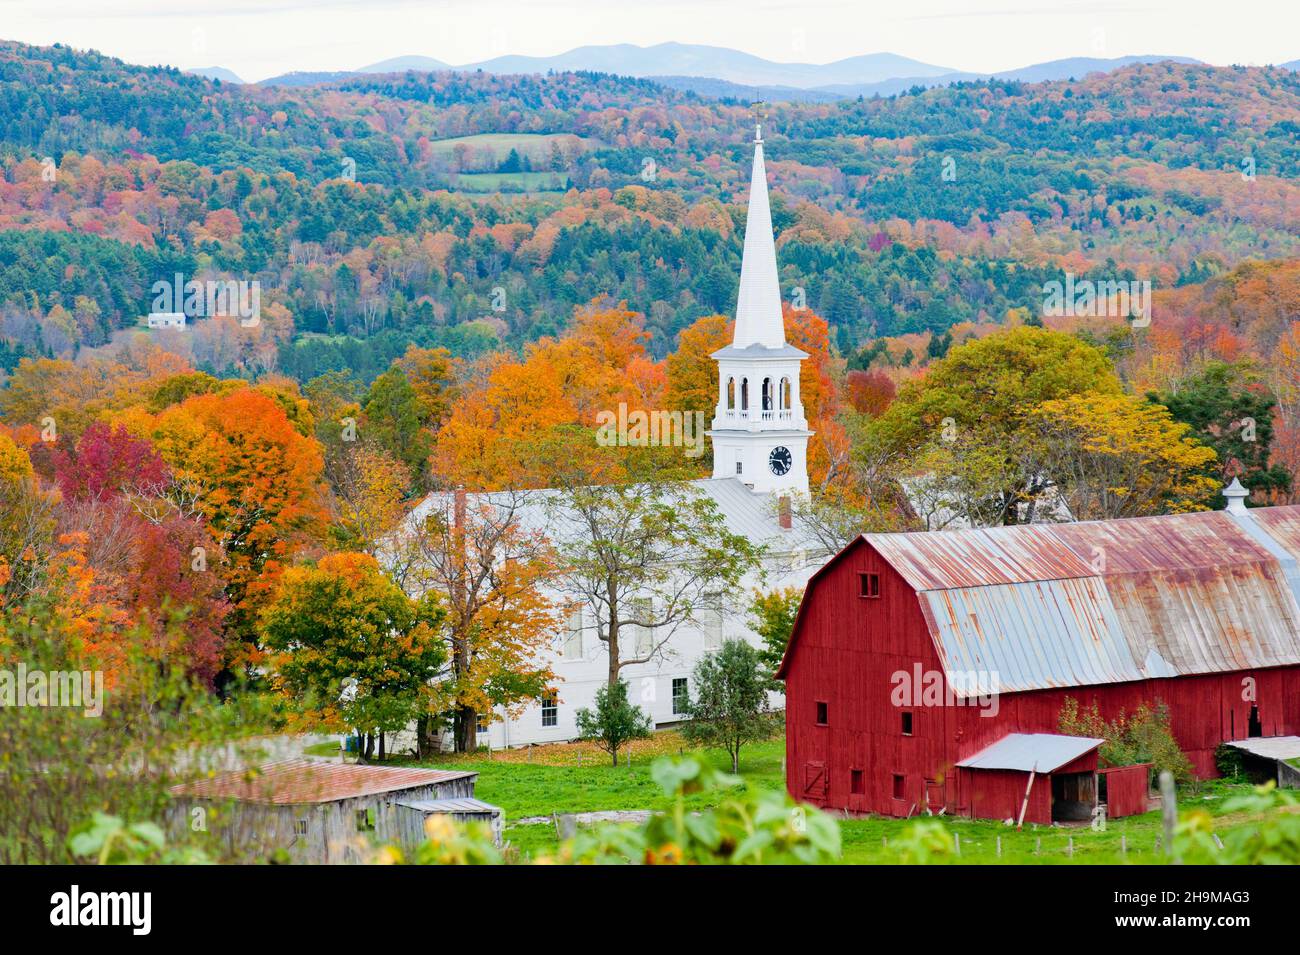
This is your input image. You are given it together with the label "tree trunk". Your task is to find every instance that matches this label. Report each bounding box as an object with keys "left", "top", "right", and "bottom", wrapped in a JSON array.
[
  {"left": 611, "top": 746, "right": 619, "bottom": 767},
  {"left": 731, "top": 747, "right": 740, "bottom": 774},
  {"left": 362, "top": 733, "right": 374, "bottom": 762},
  {"left": 416, "top": 715, "right": 438, "bottom": 759},
  {"left": 454, "top": 705, "right": 476, "bottom": 753},
  {"left": 378, "top": 731, "right": 386, "bottom": 761},
  {"left": 607, "top": 611, "right": 621, "bottom": 687}
]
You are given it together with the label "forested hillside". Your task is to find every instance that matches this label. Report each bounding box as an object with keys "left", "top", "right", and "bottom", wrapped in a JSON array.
[{"left": 2, "top": 40, "right": 1299, "bottom": 381}]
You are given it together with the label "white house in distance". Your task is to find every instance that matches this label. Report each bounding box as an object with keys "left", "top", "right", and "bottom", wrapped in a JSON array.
[
  {"left": 396, "top": 127, "right": 826, "bottom": 749},
  {"left": 147, "top": 311, "right": 186, "bottom": 329}
]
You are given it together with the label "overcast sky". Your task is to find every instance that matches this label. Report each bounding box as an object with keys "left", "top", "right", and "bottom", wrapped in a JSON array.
[{"left": 2, "top": 0, "right": 1296, "bottom": 83}]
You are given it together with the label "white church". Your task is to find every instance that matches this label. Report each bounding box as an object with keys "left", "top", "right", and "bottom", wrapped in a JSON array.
[{"left": 399, "top": 127, "right": 827, "bottom": 750}]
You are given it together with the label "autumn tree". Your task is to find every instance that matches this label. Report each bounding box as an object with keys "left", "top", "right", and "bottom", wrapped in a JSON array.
[
  {"left": 0, "top": 432, "right": 57, "bottom": 602},
  {"left": 434, "top": 301, "right": 670, "bottom": 490},
  {"left": 390, "top": 490, "right": 559, "bottom": 754},
  {"left": 53, "top": 422, "right": 228, "bottom": 683},
  {"left": 148, "top": 387, "right": 325, "bottom": 667},
  {"left": 259, "top": 552, "right": 446, "bottom": 761},
  {"left": 870, "top": 327, "right": 1123, "bottom": 525},
  {"left": 326, "top": 442, "right": 410, "bottom": 553},
  {"left": 1031, "top": 393, "right": 1220, "bottom": 519}
]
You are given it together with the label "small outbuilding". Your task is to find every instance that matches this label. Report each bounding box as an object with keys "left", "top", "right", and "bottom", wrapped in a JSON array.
[
  {"left": 955, "top": 733, "right": 1104, "bottom": 825},
  {"left": 169, "top": 759, "right": 503, "bottom": 863}
]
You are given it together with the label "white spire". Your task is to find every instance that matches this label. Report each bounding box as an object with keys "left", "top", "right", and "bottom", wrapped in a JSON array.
[{"left": 732, "top": 126, "right": 786, "bottom": 349}]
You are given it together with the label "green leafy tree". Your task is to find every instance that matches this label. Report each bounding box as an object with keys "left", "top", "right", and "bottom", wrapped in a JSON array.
[
  {"left": 681, "top": 639, "right": 783, "bottom": 772},
  {"left": 574, "top": 679, "right": 652, "bottom": 766},
  {"left": 747, "top": 587, "right": 802, "bottom": 675},
  {"left": 1152, "top": 362, "right": 1292, "bottom": 505},
  {"left": 258, "top": 552, "right": 447, "bottom": 761},
  {"left": 362, "top": 366, "right": 435, "bottom": 491},
  {"left": 547, "top": 473, "right": 763, "bottom": 688}
]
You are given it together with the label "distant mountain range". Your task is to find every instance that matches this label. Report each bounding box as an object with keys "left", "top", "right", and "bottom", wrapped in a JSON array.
[
  {"left": 187, "top": 42, "right": 1298, "bottom": 100},
  {"left": 188, "top": 66, "right": 245, "bottom": 84}
]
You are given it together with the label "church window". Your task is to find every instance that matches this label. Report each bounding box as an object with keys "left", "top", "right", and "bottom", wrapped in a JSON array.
[
  {"left": 762, "top": 377, "right": 773, "bottom": 411},
  {"left": 780, "top": 377, "right": 791, "bottom": 411},
  {"left": 562, "top": 604, "right": 584, "bottom": 659},
  {"left": 740, "top": 378, "right": 749, "bottom": 411},
  {"left": 726, "top": 377, "right": 736, "bottom": 410}
]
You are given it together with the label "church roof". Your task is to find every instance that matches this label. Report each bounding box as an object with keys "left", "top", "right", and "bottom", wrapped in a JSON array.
[
  {"left": 398, "top": 477, "right": 822, "bottom": 560},
  {"left": 711, "top": 342, "right": 808, "bottom": 361},
  {"left": 731, "top": 127, "right": 790, "bottom": 351}
]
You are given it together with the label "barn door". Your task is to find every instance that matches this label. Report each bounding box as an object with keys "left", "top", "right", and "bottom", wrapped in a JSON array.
[
  {"left": 925, "top": 777, "right": 945, "bottom": 814},
  {"left": 802, "top": 761, "right": 828, "bottom": 801}
]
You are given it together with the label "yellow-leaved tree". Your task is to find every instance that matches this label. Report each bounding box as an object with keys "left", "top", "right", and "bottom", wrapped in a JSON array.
[
  {"left": 1031, "top": 393, "right": 1219, "bottom": 519},
  {"left": 390, "top": 490, "right": 560, "bottom": 754}
]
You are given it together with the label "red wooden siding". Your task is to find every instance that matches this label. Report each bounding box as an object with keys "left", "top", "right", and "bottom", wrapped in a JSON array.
[
  {"left": 1099, "top": 763, "right": 1152, "bottom": 818},
  {"left": 783, "top": 538, "right": 1300, "bottom": 820}
]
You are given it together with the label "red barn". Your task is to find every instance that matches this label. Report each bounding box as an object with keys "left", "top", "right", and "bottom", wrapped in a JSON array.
[{"left": 777, "top": 496, "right": 1300, "bottom": 824}]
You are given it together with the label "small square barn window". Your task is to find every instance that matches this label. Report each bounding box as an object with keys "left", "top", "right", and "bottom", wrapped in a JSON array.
[
  {"left": 295, "top": 819, "right": 308, "bottom": 836},
  {"left": 850, "top": 770, "right": 864, "bottom": 795},
  {"left": 901, "top": 711, "right": 914, "bottom": 736},
  {"left": 859, "top": 572, "right": 881, "bottom": 598},
  {"left": 815, "top": 701, "right": 828, "bottom": 725},
  {"left": 892, "top": 774, "right": 906, "bottom": 800},
  {"left": 541, "top": 693, "right": 558, "bottom": 728},
  {"left": 356, "top": 808, "right": 375, "bottom": 832}
]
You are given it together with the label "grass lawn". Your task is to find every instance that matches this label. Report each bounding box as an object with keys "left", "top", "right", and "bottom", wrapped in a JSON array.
[{"left": 360, "top": 733, "right": 1276, "bottom": 864}]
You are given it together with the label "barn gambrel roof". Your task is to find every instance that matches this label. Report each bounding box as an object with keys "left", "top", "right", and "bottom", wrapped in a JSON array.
[{"left": 778, "top": 505, "right": 1300, "bottom": 696}]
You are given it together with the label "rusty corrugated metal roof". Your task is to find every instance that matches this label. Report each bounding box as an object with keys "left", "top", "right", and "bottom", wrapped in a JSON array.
[
  {"left": 867, "top": 523, "right": 1094, "bottom": 591},
  {"left": 866, "top": 505, "right": 1300, "bottom": 696},
  {"left": 920, "top": 576, "right": 1143, "bottom": 694},
  {"left": 169, "top": 759, "right": 476, "bottom": 805}
]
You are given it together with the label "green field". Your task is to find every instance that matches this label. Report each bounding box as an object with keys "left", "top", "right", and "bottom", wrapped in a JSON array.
[
  {"left": 397, "top": 737, "right": 1270, "bottom": 864},
  {"left": 427, "top": 132, "right": 599, "bottom": 163},
  {"left": 450, "top": 171, "right": 570, "bottom": 194}
]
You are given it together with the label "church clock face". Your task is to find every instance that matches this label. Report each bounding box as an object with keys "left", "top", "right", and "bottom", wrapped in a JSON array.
[{"left": 768, "top": 446, "right": 792, "bottom": 476}]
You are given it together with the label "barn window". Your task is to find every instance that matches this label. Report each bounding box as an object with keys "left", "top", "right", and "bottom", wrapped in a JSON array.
[
  {"left": 815, "top": 701, "right": 828, "bottom": 725},
  {"left": 859, "top": 572, "right": 881, "bottom": 598},
  {"left": 355, "top": 808, "right": 375, "bottom": 832},
  {"left": 901, "top": 711, "right": 914, "bottom": 736},
  {"left": 295, "top": 819, "right": 308, "bottom": 836},
  {"left": 850, "top": 770, "right": 864, "bottom": 795},
  {"left": 892, "top": 774, "right": 906, "bottom": 800},
  {"left": 541, "top": 693, "right": 558, "bottom": 728},
  {"left": 476, "top": 712, "right": 489, "bottom": 735}
]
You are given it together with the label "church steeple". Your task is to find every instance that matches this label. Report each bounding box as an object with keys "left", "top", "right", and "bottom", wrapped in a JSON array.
[
  {"left": 733, "top": 123, "right": 786, "bottom": 349},
  {"left": 706, "top": 124, "right": 813, "bottom": 497}
]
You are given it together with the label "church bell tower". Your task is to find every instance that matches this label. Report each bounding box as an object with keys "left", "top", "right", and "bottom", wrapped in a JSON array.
[{"left": 707, "top": 123, "right": 812, "bottom": 496}]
